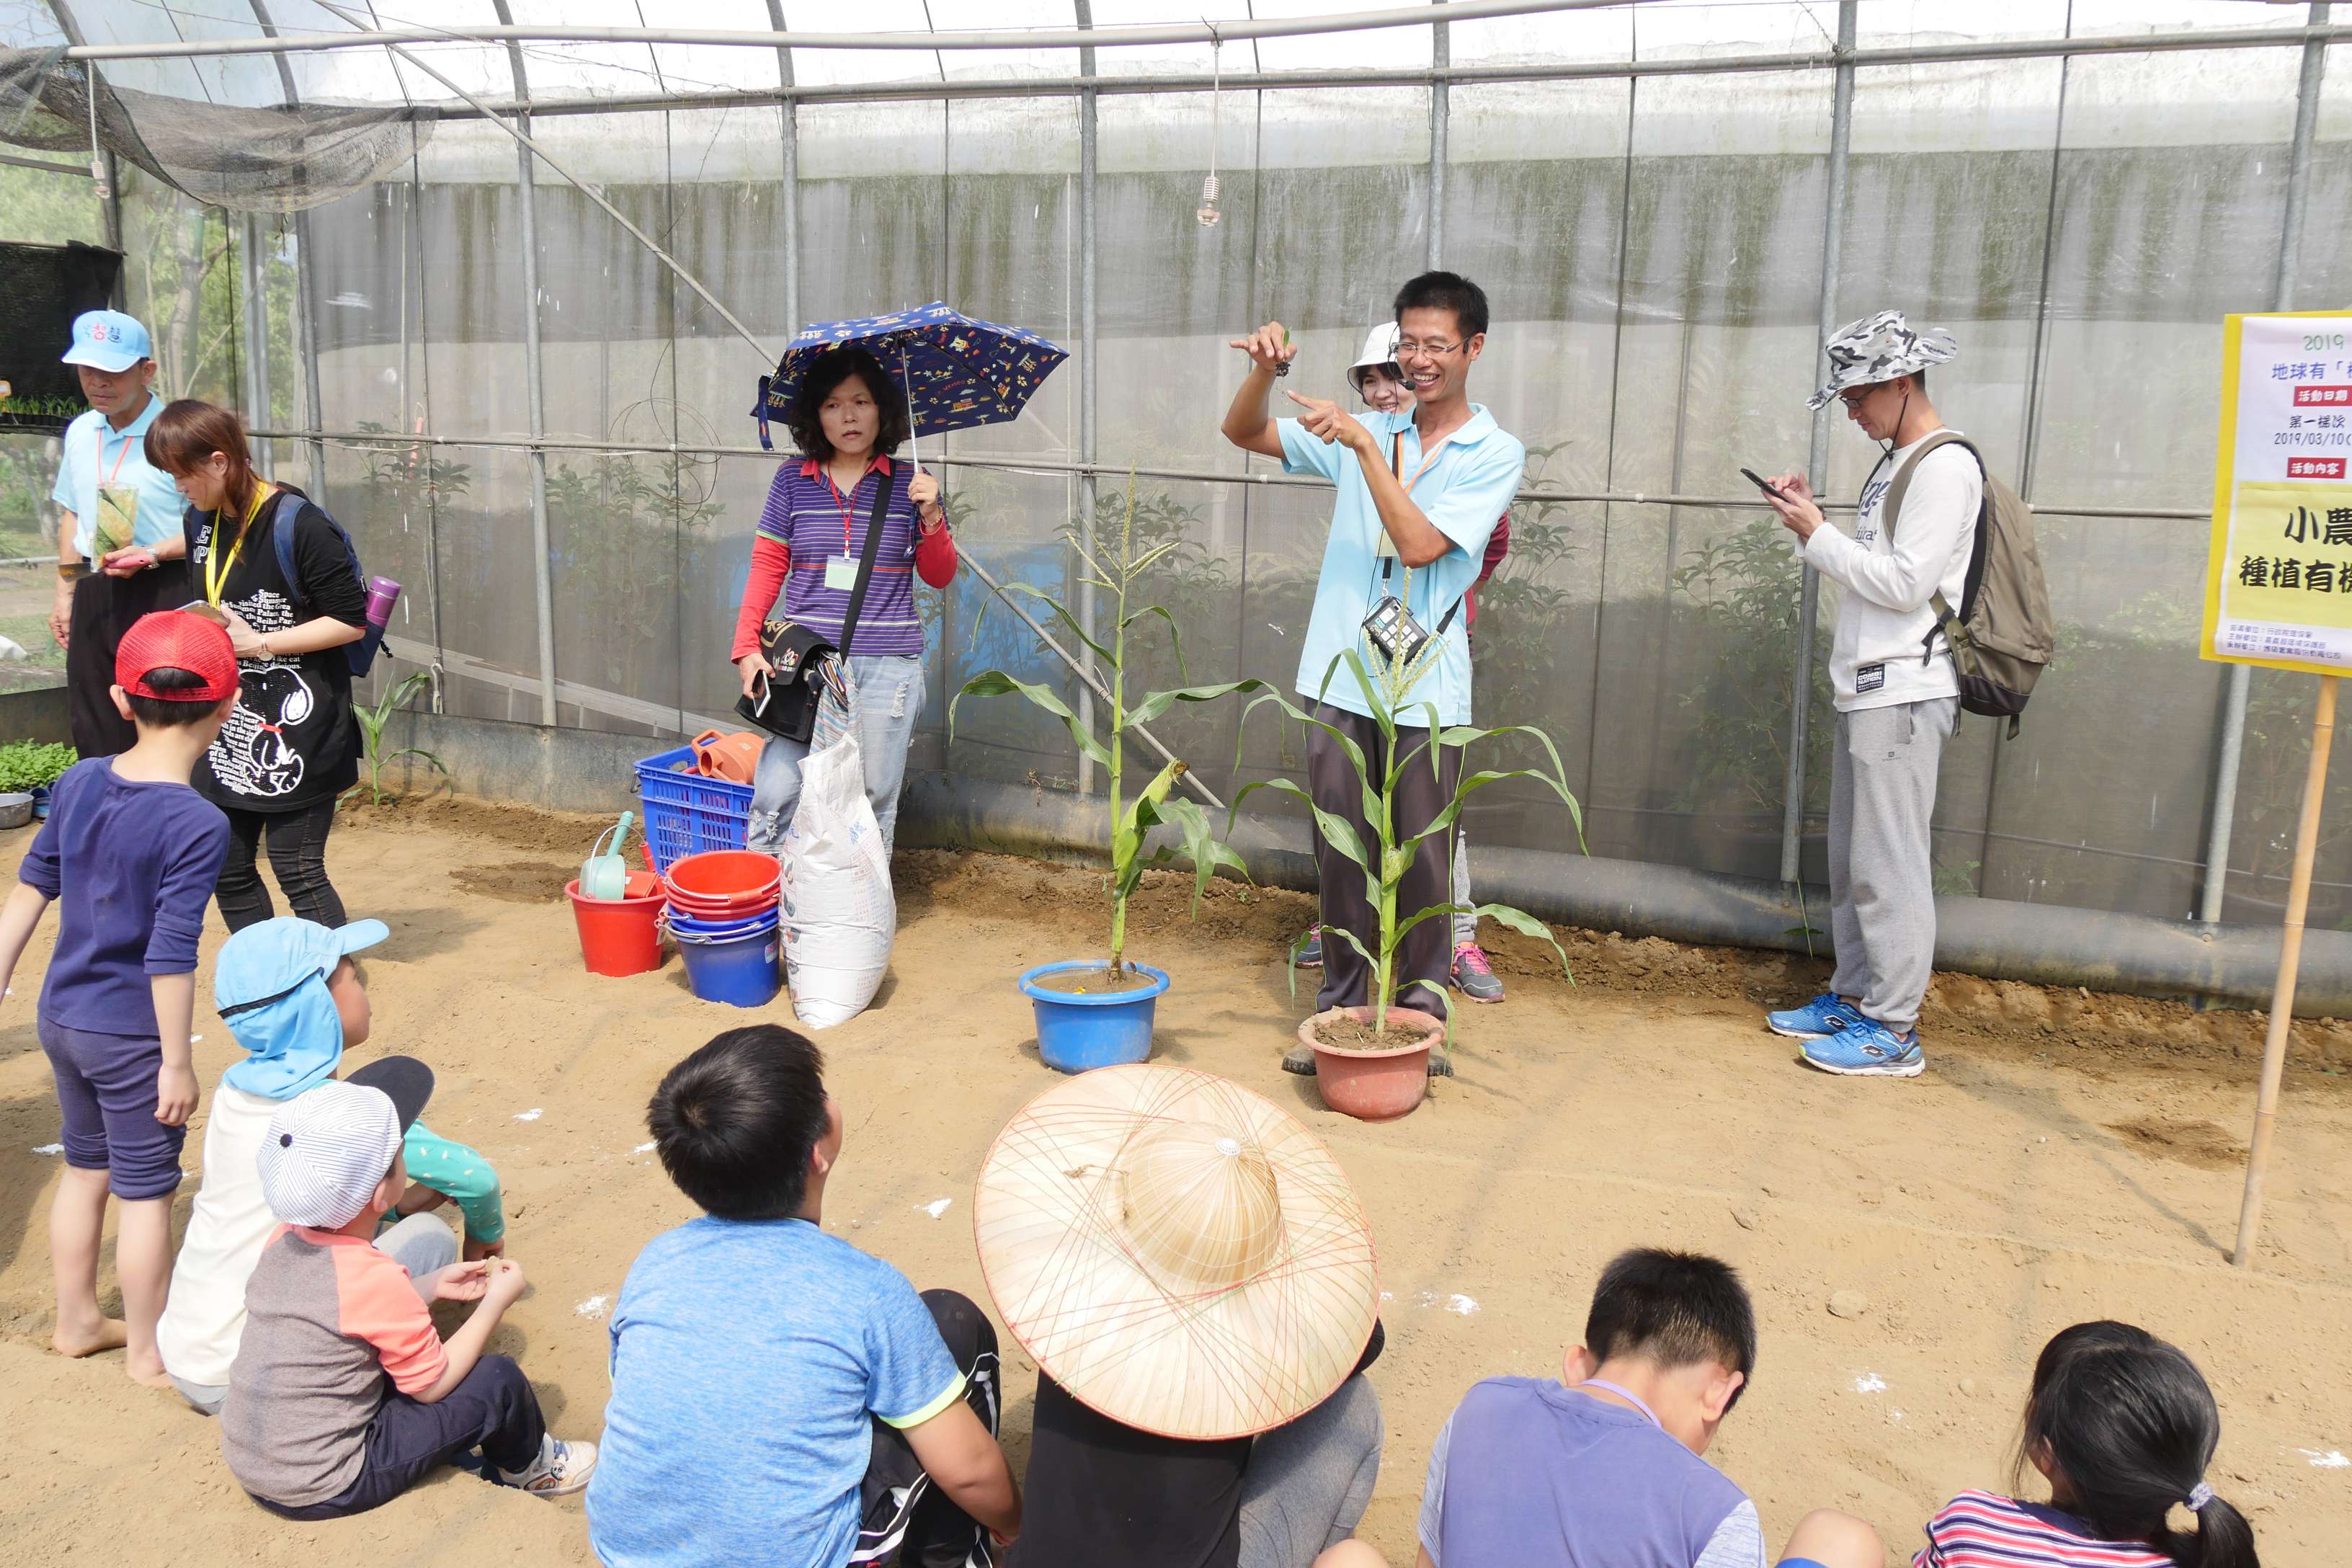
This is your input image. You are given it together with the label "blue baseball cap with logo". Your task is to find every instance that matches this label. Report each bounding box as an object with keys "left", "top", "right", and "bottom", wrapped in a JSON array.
[{"left": 61, "top": 309, "right": 153, "bottom": 374}]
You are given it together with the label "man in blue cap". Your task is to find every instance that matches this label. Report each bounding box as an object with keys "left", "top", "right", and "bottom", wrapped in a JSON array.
[{"left": 50, "top": 310, "right": 192, "bottom": 757}]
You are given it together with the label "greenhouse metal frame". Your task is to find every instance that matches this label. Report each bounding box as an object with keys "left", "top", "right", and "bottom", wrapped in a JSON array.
[{"left": 4, "top": 0, "right": 2346, "bottom": 934}]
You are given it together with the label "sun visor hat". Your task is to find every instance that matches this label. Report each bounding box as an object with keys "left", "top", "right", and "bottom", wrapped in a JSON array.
[{"left": 1347, "top": 322, "right": 1402, "bottom": 395}]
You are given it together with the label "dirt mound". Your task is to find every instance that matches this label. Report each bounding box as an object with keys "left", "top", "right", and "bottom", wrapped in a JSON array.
[
  {"left": 342, "top": 790, "right": 620, "bottom": 858},
  {"left": 2107, "top": 1115, "right": 2250, "bottom": 1171},
  {"left": 451, "top": 860, "right": 576, "bottom": 904},
  {"left": 897, "top": 847, "right": 2352, "bottom": 1078}
]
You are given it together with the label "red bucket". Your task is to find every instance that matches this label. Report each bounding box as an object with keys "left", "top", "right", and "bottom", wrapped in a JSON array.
[
  {"left": 662, "top": 850, "right": 781, "bottom": 918},
  {"left": 567, "top": 876, "right": 667, "bottom": 977}
]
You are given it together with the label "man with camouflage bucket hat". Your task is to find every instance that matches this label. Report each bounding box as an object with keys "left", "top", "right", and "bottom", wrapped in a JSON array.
[{"left": 1757, "top": 311, "right": 1976, "bottom": 1080}]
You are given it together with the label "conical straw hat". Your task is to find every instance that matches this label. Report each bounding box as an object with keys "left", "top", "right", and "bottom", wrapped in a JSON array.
[{"left": 974, "top": 1064, "right": 1379, "bottom": 1440}]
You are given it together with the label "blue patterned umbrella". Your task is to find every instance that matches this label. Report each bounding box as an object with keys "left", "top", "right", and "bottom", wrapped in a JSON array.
[{"left": 752, "top": 302, "right": 1069, "bottom": 455}]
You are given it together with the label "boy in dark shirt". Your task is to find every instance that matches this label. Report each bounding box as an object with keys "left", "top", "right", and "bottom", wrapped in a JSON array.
[{"left": 0, "top": 610, "right": 237, "bottom": 1384}]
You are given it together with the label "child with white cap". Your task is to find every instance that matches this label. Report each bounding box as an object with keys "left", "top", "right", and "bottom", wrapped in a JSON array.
[
  {"left": 158, "top": 914, "right": 508, "bottom": 1415},
  {"left": 220, "top": 1069, "right": 594, "bottom": 1518}
]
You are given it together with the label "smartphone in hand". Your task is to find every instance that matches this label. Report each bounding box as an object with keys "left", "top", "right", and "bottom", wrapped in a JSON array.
[{"left": 1739, "top": 467, "right": 1789, "bottom": 502}]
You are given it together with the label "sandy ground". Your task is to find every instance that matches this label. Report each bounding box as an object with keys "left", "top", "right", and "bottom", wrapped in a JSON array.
[{"left": 3, "top": 794, "right": 2350, "bottom": 1567}]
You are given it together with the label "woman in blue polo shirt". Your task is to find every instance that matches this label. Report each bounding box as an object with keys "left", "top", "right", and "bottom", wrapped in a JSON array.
[{"left": 47, "top": 311, "right": 192, "bottom": 757}]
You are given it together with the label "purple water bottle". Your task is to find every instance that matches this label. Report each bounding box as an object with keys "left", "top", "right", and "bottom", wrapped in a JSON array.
[
  {"left": 353, "top": 576, "right": 400, "bottom": 676},
  {"left": 365, "top": 576, "right": 401, "bottom": 630}
]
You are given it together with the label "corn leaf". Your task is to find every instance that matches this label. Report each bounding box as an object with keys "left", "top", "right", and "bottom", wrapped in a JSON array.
[
  {"left": 1121, "top": 604, "right": 1188, "bottom": 682},
  {"left": 1112, "top": 759, "right": 1187, "bottom": 898},
  {"left": 951, "top": 670, "right": 1111, "bottom": 768},
  {"left": 1144, "top": 795, "right": 1252, "bottom": 918},
  {"left": 1124, "top": 677, "right": 1265, "bottom": 734}
]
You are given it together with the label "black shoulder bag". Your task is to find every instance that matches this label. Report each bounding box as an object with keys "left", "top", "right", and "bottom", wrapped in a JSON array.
[{"left": 734, "top": 471, "right": 893, "bottom": 743}]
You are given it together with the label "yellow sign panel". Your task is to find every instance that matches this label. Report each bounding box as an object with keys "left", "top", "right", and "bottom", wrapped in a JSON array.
[{"left": 2204, "top": 311, "right": 2352, "bottom": 674}]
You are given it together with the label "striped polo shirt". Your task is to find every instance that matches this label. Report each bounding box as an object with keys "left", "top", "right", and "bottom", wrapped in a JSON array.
[
  {"left": 754, "top": 455, "right": 927, "bottom": 658},
  {"left": 1912, "top": 1491, "right": 2171, "bottom": 1568}
]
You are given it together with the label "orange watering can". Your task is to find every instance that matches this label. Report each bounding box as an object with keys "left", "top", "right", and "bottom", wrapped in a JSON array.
[{"left": 690, "top": 729, "right": 763, "bottom": 785}]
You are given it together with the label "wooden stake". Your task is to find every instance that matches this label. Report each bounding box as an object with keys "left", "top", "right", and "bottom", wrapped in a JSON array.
[{"left": 2232, "top": 672, "right": 2338, "bottom": 1268}]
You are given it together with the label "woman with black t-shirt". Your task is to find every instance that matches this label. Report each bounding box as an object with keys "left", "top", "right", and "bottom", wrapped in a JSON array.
[{"left": 145, "top": 401, "right": 367, "bottom": 931}]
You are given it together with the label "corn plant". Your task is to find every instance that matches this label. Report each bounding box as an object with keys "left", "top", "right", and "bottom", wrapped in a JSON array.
[
  {"left": 951, "top": 473, "right": 1262, "bottom": 977},
  {"left": 344, "top": 669, "right": 448, "bottom": 807},
  {"left": 1232, "top": 636, "right": 1583, "bottom": 1039}
]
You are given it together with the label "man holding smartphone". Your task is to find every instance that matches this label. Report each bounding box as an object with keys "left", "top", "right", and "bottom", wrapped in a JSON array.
[
  {"left": 1221, "top": 274, "right": 1524, "bottom": 1071},
  {"left": 1758, "top": 311, "right": 1972, "bottom": 1079}
]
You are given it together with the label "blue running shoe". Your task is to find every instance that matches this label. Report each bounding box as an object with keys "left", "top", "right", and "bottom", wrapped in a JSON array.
[
  {"left": 1293, "top": 926, "right": 1323, "bottom": 968},
  {"left": 1800, "top": 1019, "right": 1925, "bottom": 1078},
  {"left": 1765, "top": 992, "right": 1863, "bottom": 1040}
]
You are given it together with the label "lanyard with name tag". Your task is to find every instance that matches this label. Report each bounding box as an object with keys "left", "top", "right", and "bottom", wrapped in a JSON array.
[
  {"left": 1374, "top": 427, "right": 1449, "bottom": 558},
  {"left": 820, "top": 466, "right": 874, "bottom": 590}
]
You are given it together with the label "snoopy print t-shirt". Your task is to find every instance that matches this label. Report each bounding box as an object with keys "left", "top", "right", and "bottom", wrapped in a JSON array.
[{"left": 187, "top": 492, "right": 369, "bottom": 813}]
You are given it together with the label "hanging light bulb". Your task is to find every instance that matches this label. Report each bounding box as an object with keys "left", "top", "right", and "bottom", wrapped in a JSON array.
[{"left": 1197, "top": 27, "right": 1224, "bottom": 228}]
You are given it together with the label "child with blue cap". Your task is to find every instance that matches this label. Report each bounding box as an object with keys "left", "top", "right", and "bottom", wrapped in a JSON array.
[{"left": 157, "top": 914, "right": 507, "bottom": 1415}]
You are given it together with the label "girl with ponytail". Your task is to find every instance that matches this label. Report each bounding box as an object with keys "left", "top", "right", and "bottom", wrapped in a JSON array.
[{"left": 1910, "top": 1320, "right": 2258, "bottom": 1568}]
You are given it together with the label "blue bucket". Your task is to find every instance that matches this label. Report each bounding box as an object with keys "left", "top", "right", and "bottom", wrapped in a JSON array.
[
  {"left": 1017, "top": 961, "right": 1170, "bottom": 1074},
  {"left": 666, "top": 908, "right": 777, "bottom": 942},
  {"left": 676, "top": 910, "right": 783, "bottom": 1008}
]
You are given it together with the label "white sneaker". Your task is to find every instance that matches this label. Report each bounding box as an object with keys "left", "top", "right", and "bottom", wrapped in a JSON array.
[{"left": 499, "top": 1434, "right": 599, "bottom": 1497}]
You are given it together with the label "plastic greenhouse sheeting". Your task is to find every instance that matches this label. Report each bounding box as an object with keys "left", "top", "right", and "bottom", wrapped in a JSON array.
[{"left": 1, "top": 0, "right": 2348, "bottom": 936}]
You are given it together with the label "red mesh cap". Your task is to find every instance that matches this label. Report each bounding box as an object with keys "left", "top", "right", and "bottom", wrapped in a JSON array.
[{"left": 116, "top": 610, "right": 239, "bottom": 703}]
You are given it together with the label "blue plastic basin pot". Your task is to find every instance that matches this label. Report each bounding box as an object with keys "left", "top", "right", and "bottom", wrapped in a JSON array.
[
  {"left": 676, "top": 912, "right": 783, "bottom": 1008},
  {"left": 1018, "top": 961, "right": 1170, "bottom": 1074}
]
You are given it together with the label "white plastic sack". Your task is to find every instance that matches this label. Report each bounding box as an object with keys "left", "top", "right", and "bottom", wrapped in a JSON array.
[{"left": 780, "top": 726, "right": 896, "bottom": 1029}]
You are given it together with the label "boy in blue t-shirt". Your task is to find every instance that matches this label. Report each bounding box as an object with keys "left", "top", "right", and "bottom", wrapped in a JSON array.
[
  {"left": 0, "top": 610, "right": 237, "bottom": 1385},
  {"left": 588, "top": 1025, "right": 1023, "bottom": 1567}
]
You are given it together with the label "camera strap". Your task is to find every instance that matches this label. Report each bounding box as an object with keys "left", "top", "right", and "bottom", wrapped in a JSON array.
[{"left": 1370, "top": 427, "right": 1466, "bottom": 633}]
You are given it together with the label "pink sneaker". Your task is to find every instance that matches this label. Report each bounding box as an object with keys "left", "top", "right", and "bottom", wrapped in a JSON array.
[{"left": 1451, "top": 942, "right": 1504, "bottom": 1003}]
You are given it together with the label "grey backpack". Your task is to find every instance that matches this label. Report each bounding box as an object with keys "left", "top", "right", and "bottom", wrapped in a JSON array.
[{"left": 1884, "top": 431, "right": 2054, "bottom": 738}]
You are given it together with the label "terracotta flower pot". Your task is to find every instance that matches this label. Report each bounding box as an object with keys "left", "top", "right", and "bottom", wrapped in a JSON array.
[{"left": 1300, "top": 1005, "right": 1444, "bottom": 1121}]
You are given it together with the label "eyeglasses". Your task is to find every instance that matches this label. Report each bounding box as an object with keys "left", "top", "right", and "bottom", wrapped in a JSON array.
[
  {"left": 1395, "top": 339, "right": 1464, "bottom": 359},
  {"left": 1837, "top": 387, "right": 1876, "bottom": 409}
]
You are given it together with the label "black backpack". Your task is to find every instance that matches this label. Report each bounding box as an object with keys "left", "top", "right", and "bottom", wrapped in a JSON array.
[{"left": 267, "top": 491, "right": 386, "bottom": 679}]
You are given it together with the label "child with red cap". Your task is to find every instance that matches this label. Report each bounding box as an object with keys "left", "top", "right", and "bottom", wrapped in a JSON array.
[{"left": 0, "top": 609, "right": 239, "bottom": 1384}]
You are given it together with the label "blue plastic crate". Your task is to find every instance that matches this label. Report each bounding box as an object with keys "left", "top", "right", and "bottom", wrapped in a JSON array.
[{"left": 636, "top": 746, "right": 755, "bottom": 873}]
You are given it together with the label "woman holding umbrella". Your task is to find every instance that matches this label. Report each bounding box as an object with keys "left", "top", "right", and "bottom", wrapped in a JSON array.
[{"left": 734, "top": 346, "right": 956, "bottom": 855}]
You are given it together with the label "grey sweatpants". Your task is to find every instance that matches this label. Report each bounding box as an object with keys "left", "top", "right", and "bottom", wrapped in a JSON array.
[
  {"left": 1237, "top": 1374, "right": 1384, "bottom": 1568},
  {"left": 1451, "top": 827, "right": 1476, "bottom": 948},
  {"left": 1827, "top": 696, "right": 1956, "bottom": 1033},
  {"left": 170, "top": 1213, "right": 460, "bottom": 1416}
]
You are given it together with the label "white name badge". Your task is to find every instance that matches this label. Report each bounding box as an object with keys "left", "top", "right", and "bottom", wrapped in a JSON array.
[{"left": 824, "top": 554, "right": 860, "bottom": 591}]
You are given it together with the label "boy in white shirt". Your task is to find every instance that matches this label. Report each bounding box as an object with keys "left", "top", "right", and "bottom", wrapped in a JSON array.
[{"left": 1758, "top": 311, "right": 1978, "bottom": 1079}]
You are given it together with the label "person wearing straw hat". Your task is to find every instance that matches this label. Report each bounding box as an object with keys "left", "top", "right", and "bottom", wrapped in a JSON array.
[
  {"left": 975, "top": 1064, "right": 1386, "bottom": 1568},
  {"left": 590, "top": 1025, "right": 1021, "bottom": 1568}
]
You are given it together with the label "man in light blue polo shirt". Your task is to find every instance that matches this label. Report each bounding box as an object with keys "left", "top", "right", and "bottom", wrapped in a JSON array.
[
  {"left": 1221, "top": 272, "right": 1524, "bottom": 1072},
  {"left": 49, "top": 310, "right": 192, "bottom": 756}
]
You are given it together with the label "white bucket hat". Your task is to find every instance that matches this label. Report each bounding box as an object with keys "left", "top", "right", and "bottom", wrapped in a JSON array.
[
  {"left": 974, "top": 1065, "right": 1379, "bottom": 1440},
  {"left": 1348, "top": 322, "right": 1402, "bottom": 393},
  {"left": 1808, "top": 309, "right": 1958, "bottom": 410}
]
